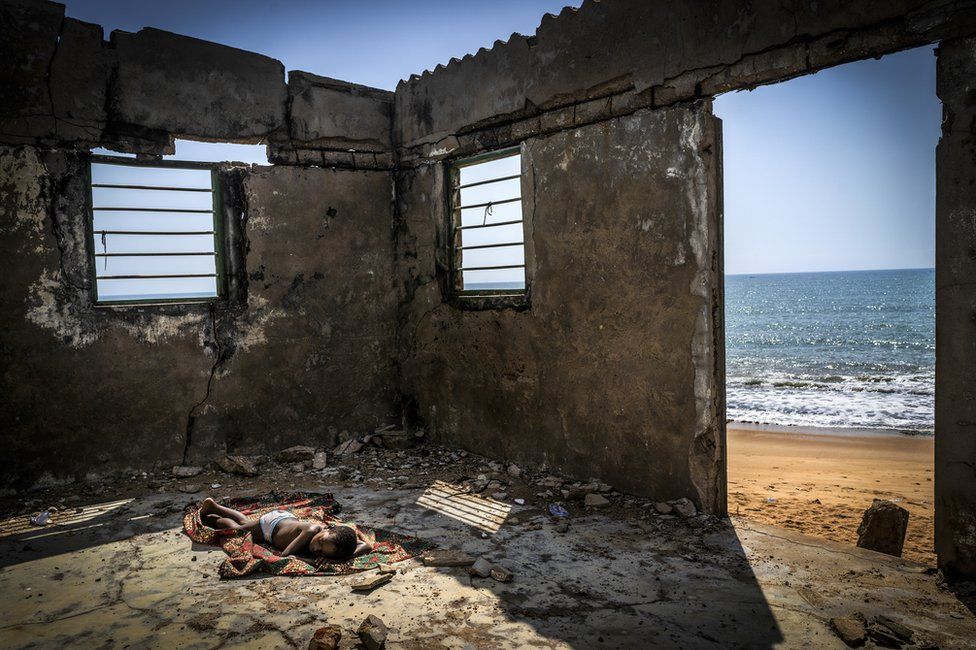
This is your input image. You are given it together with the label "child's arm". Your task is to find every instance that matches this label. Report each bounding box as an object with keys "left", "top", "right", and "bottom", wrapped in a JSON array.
[
  {"left": 351, "top": 540, "right": 373, "bottom": 558},
  {"left": 280, "top": 525, "right": 321, "bottom": 558}
]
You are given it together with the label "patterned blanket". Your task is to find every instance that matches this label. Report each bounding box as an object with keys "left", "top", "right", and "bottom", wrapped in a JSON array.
[{"left": 182, "top": 492, "right": 434, "bottom": 578}]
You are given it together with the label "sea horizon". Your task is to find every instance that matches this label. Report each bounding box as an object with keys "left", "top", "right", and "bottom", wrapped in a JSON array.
[
  {"left": 725, "top": 267, "right": 934, "bottom": 434},
  {"left": 725, "top": 266, "right": 935, "bottom": 278}
]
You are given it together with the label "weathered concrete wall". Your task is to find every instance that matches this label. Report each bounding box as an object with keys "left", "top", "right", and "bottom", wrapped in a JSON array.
[
  {"left": 395, "top": 0, "right": 976, "bottom": 160},
  {"left": 396, "top": 105, "right": 725, "bottom": 511},
  {"left": 0, "top": 147, "right": 396, "bottom": 487},
  {"left": 0, "top": 1, "right": 393, "bottom": 165},
  {"left": 935, "top": 37, "right": 976, "bottom": 579},
  {"left": 110, "top": 28, "right": 287, "bottom": 142}
]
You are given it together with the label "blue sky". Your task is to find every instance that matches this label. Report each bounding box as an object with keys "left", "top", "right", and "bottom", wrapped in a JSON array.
[
  {"left": 715, "top": 47, "right": 939, "bottom": 275},
  {"left": 69, "top": 1, "right": 938, "bottom": 277}
]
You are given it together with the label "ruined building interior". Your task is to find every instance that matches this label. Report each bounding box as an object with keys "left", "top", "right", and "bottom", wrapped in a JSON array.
[{"left": 1, "top": 0, "right": 976, "bottom": 647}]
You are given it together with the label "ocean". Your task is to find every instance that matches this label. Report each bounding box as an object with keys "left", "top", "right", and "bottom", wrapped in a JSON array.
[{"left": 725, "top": 268, "right": 934, "bottom": 433}]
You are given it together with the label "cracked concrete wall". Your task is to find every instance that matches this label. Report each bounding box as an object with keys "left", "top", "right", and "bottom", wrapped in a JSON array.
[
  {"left": 935, "top": 37, "right": 976, "bottom": 579},
  {"left": 0, "top": 146, "right": 397, "bottom": 487},
  {"left": 0, "top": 0, "right": 399, "bottom": 487},
  {"left": 396, "top": 105, "right": 725, "bottom": 511}
]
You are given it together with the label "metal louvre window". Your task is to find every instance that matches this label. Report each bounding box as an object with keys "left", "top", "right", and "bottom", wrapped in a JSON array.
[
  {"left": 450, "top": 148, "right": 526, "bottom": 294},
  {"left": 88, "top": 157, "right": 224, "bottom": 304}
]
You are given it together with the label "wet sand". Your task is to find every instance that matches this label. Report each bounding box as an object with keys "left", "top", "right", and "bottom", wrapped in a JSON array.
[{"left": 727, "top": 423, "right": 935, "bottom": 564}]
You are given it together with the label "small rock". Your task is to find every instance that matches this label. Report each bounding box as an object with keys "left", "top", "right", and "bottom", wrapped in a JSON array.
[
  {"left": 672, "top": 498, "right": 697, "bottom": 518},
  {"left": 584, "top": 493, "right": 610, "bottom": 508},
  {"left": 555, "top": 521, "right": 570, "bottom": 534},
  {"left": 491, "top": 492, "right": 508, "bottom": 501},
  {"left": 178, "top": 483, "right": 202, "bottom": 494},
  {"left": 468, "top": 557, "right": 492, "bottom": 578},
  {"left": 489, "top": 565, "right": 513, "bottom": 582},
  {"left": 507, "top": 464, "right": 521, "bottom": 478},
  {"left": 513, "top": 498, "right": 525, "bottom": 506},
  {"left": 334, "top": 439, "right": 364, "bottom": 456},
  {"left": 312, "top": 452, "right": 328, "bottom": 470},
  {"left": 351, "top": 572, "right": 393, "bottom": 592},
  {"left": 216, "top": 455, "right": 259, "bottom": 477},
  {"left": 830, "top": 616, "right": 866, "bottom": 648},
  {"left": 653, "top": 502, "right": 673, "bottom": 515},
  {"left": 276, "top": 445, "right": 316, "bottom": 463},
  {"left": 172, "top": 466, "right": 203, "bottom": 478},
  {"left": 421, "top": 549, "right": 475, "bottom": 567},
  {"left": 377, "top": 564, "right": 398, "bottom": 574},
  {"left": 291, "top": 463, "right": 306, "bottom": 473},
  {"left": 857, "top": 499, "right": 909, "bottom": 557},
  {"left": 357, "top": 614, "right": 388, "bottom": 650},
  {"left": 308, "top": 624, "right": 342, "bottom": 650}
]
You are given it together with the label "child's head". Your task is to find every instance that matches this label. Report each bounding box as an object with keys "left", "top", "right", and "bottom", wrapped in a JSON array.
[{"left": 309, "top": 525, "right": 358, "bottom": 559}]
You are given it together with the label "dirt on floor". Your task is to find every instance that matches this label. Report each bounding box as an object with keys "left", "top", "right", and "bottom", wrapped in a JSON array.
[{"left": 1, "top": 434, "right": 974, "bottom": 648}]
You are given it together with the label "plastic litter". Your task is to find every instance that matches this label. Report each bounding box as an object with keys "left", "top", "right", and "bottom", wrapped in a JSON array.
[
  {"left": 548, "top": 503, "right": 570, "bottom": 518},
  {"left": 30, "top": 510, "right": 53, "bottom": 526}
]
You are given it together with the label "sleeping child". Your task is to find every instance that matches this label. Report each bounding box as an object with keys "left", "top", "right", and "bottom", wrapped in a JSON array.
[{"left": 198, "top": 497, "right": 372, "bottom": 561}]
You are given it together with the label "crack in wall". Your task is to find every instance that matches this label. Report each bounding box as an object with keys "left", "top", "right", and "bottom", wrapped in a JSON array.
[{"left": 182, "top": 302, "right": 225, "bottom": 466}]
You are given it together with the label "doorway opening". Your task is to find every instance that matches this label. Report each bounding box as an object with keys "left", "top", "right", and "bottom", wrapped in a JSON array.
[{"left": 714, "top": 46, "right": 938, "bottom": 564}]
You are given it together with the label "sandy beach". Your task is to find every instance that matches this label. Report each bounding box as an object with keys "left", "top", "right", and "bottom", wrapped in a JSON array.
[{"left": 727, "top": 423, "right": 934, "bottom": 564}]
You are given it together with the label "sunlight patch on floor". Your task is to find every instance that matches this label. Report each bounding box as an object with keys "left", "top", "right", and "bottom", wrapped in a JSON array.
[
  {"left": 0, "top": 498, "right": 134, "bottom": 540},
  {"left": 415, "top": 481, "right": 511, "bottom": 533}
]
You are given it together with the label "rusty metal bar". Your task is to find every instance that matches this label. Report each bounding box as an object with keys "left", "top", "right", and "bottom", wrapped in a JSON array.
[
  {"left": 459, "top": 241, "right": 524, "bottom": 251},
  {"left": 96, "top": 273, "right": 218, "bottom": 280},
  {"left": 458, "top": 263, "right": 526, "bottom": 272},
  {"left": 94, "top": 230, "right": 215, "bottom": 236},
  {"left": 92, "top": 207, "right": 213, "bottom": 213},
  {"left": 457, "top": 174, "right": 521, "bottom": 190},
  {"left": 457, "top": 197, "right": 521, "bottom": 211},
  {"left": 91, "top": 183, "right": 213, "bottom": 193},
  {"left": 94, "top": 252, "right": 216, "bottom": 257},
  {"left": 456, "top": 219, "right": 522, "bottom": 231}
]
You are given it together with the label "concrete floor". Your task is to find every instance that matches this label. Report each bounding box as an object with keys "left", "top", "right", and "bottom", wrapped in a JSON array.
[{"left": 1, "top": 480, "right": 975, "bottom": 649}]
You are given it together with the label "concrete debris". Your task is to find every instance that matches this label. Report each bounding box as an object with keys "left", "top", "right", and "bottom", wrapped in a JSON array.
[
  {"left": 507, "top": 464, "right": 521, "bottom": 477},
  {"left": 171, "top": 466, "right": 203, "bottom": 478},
  {"left": 672, "top": 498, "right": 697, "bottom": 518},
  {"left": 857, "top": 499, "right": 909, "bottom": 557},
  {"left": 333, "top": 439, "right": 364, "bottom": 456},
  {"left": 216, "top": 455, "right": 259, "bottom": 477},
  {"left": 379, "top": 430, "right": 415, "bottom": 450},
  {"left": 357, "top": 614, "right": 388, "bottom": 650},
  {"left": 377, "top": 564, "right": 398, "bottom": 574},
  {"left": 654, "top": 502, "right": 673, "bottom": 515},
  {"left": 276, "top": 446, "right": 316, "bottom": 463},
  {"left": 308, "top": 624, "right": 342, "bottom": 650},
  {"left": 874, "top": 616, "right": 914, "bottom": 644},
  {"left": 490, "top": 565, "right": 513, "bottom": 582},
  {"left": 830, "top": 616, "right": 867, "bottom": 648},
  {"left": 421, "top": 549, "right": 475, "bottom": 567},
  {"left": 468, "top": 557, "right": 492, "bottom": 578},
  {"left": 351, "top": 571, "right": 393, "bottom": 592},
  {"left": 312, "top": 451, "right": 328, "bottom": 470},
  {"left": 584, "top": 493, "right": 610, "bottom": 508}
]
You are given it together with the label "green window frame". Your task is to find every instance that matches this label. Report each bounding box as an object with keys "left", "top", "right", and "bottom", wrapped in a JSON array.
[
  {"left": 86, "top": 155, "right": 226, "bottom": 306},
  {"left": 448, "top": 146, "right": 529, "bottom": 299}
]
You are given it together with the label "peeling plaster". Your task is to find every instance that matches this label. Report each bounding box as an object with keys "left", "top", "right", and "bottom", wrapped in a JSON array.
[{"left": 25, "top": 269, "right": 99, "bottom": 347}]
